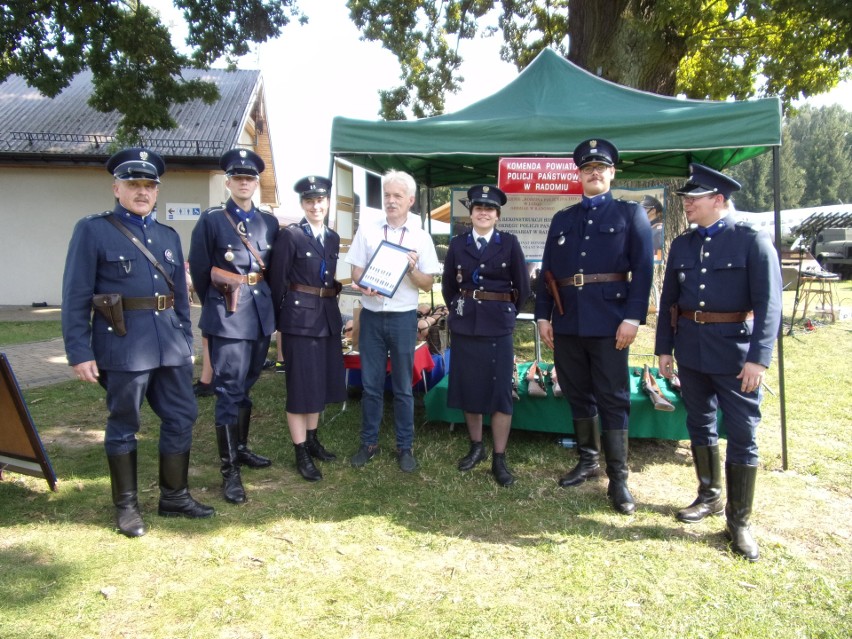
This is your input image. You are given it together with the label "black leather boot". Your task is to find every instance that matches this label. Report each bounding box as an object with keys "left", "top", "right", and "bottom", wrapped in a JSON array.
[
  {"left": 237, "top": 405, "right": 271, "bottom": 468},
  {"left": 306, "top": 428, "right": 337, "bottom": 461},
  {"left": 601, "top": 429, "right": 635, "bottom": 515},
  {"left": 491, "top": 452, "right": 515, "bottom": 487},
  {"left": 458, "top": 440, "right": 487, "bottom": 471},
  {"left": 725, "top": 462, "right": 759, "bottom": 562},
  {"left": 107, "top": 451, "right": 146, "bottom": 537},
  {"left": 295, "top": 442, "right": 322, "bottom": 481},
  {"left": 157, "top": 451, "right": 215, "bottom": 518},
  {"left": 216, "top": 424, "right": 247, "bottom": 504},
  {"left": 676, "top": 444, "right": 724, "bottom": 523},
  {"left": 558, "top": 416, "right": 601, "bottom": 487}
]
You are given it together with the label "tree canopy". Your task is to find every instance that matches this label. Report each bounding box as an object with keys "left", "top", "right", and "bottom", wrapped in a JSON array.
[
  {"left": 0, "top": 1, "right": 304, "bottom": 140},
  {"left": 346, "top": 0, "right": 851, "bottom": 120}
]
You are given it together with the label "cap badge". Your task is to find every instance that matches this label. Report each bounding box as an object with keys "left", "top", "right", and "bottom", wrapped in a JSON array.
[
  {"left": 590, "top": 140, "right": 597, "bottom": 148},
  {"left": 239, "top": 150, "right": 247, "bottom": 157},
  {"left": 309, "top": 176, "right": 316, "bottom": 183},
  {"left": 482, "top": 186, "right": 490, "bottom": 193},
  {"left": 139, "top": 151, "right": 148, "bottom": 161}
]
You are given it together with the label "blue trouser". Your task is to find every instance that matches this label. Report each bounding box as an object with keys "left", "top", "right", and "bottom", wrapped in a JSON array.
[
  {"left": 103, "top": 365, "right": 197, "bottom": 455},
  {"left": 209, "top": 334, "right": 271, "bottom": 424},
  {"left": 553, "top": 334, "right": 630, "bottom": 431},
  {"left": 677, "top": 365, "right": 761, "bottom": 465},
  {"left": 358, "top": 309, "right": 417, "bottom": 449}
]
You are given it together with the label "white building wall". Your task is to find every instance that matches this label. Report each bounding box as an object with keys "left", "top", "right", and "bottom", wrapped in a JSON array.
[{"left": 0, "top": 165, "right": 219, "bottom": 305}]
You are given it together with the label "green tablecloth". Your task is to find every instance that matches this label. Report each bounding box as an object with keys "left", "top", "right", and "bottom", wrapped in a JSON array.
[{"left": 425, "top": 362, "right": 695, "bottom": 440}]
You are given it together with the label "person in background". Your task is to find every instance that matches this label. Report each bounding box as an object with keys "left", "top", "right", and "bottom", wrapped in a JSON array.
[
  {"left": 345, "top": 170, "right": 441, "bottom": 472},
  {"left": 268, "top": 176, "right": 345, "bottom": 481},
  {"left": 642, "top": 194, "right": 664, "bottom": 260},
  {"left": 62, "top": 147, "right": 213, "bottom": 537},
  {"left": 535, "top": 138, "right": 654, "bottom": 515},
  {"left": 441, "top": 185, "right": 529, "bottom": 486},
  {"left": 655, "top": 163, "right": 781, "bottom": 561},
  {"left": 189, "top": 148, "right": 278, "bottom": 505}
]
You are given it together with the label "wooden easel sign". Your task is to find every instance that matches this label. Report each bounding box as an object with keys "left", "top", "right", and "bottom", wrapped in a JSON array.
[{"left": 0, "top": 353, "right": 57, "bottom": 491}]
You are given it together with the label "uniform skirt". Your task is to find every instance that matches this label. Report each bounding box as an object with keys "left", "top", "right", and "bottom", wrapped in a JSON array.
[
  {"left": 447, "top": 332, "right": 514, "bottom": 415},
  {"left": 282, "top": 334, "right": 346, "bottom": 413}
]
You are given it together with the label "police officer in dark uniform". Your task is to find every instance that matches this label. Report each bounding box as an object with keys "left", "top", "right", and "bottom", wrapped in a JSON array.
[
  {"left": 655, "top": 163, "right": 781, "bottom": 561},
  {"left": 442, "top": 185, "right": 529, "bottom": 486},
  {"left": 535, "top": 138, "right": 654, "bottom": 514},
  {"left": 188, "top": 148, "right": 278, "bottom": 504},
  {"left": 267, "top": 176, "right": 345, "bottom": 481},
  {"left": 62, "top": 148, "right": 214, "bottom": 537}
]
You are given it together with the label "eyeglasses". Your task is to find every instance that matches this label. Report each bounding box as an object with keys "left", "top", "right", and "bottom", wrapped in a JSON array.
[{"left": 580, "top": 165, "right": 609, "bottom": 175}]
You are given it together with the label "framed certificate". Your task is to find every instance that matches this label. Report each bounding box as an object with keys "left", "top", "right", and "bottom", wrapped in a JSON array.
[{"left": 358, "top": 240, "right": 411, "bottom": 297}]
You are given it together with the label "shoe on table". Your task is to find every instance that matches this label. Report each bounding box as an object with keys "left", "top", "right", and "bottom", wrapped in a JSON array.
[
  {"left": 350, "top": 444, "right": 380, "bottom": 467},
  {"left": 397, "top": 448, "right": 418, "bottom": 473},
  {"left": 193, "top": 380, "right": 214, "bottom": 397}
]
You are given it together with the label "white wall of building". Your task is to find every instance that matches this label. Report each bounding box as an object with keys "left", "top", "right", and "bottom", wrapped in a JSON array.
[{"left": 0, "top": 165, "right": 222, "bottom": 305}]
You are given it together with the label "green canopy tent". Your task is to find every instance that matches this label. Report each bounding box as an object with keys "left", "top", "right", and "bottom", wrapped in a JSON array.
[
  {"left": 330, "top": 48, "right": 790, "bottom": 467},
  {"left": 330, "top": 48, "right": 781, "bottom": 187}
]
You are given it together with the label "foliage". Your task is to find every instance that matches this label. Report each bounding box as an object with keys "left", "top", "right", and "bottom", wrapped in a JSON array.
[
  {"left": 729, "top": 105, "right": 852, "bottom": 211},
  {"left": 346, "top": 0, "right": 851, "bottom": 120},
  {"left": 0, "top": 1, "right": 304, "bottom": 140}
]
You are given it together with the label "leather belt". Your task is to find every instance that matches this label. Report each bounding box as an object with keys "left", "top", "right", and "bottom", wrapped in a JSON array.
[
  {"left": 290, "top": 283, "right": 338, "bottom": 298},
  {"left": 460, "top": 289, "right": 515, "bottom": 302},
  {"left": 679, "top": 309, "right": 754, "bottom": 324},
  {"left": 556, "top": 273, "right": 628, "bottom": 287},
  {"left": 123, "top": 293, "right": 174, "bottom": 311}
]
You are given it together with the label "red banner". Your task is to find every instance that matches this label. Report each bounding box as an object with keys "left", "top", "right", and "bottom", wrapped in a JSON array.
[{"left": 498, "top": 157, "right": 582, "bottom": 195}]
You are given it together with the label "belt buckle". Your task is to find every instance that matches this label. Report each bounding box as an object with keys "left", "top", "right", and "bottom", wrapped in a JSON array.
[
  {"left": 572, "top": 273, "right": 584, "bottom": 287},
  {"left": 472, "top": 289, "right": 482, "bottom": 300},
  {"left": 246, "top": 272, "right": 259, "bottom": 286},
  {"left": 693, "top": 310, "right": 705, "bottom": 324},
  {"left": 156, "top": 294, "right": 168, "bottom": 311}
]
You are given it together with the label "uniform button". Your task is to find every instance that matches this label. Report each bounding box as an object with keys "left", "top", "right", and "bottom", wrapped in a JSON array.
[
  {"left": 727, "top": 263, "right": 732, "bottom": 267},
  {"left": 479, "top": 286, "right": 484, "bottom": 290},
  {"left": 154, "top": 311, "right": 159, "bottom": 316},
  {"left": 609, "top": 227, "right": 614, "bottom": 232},
  {"left": 585, "top": 235, "right": 590, "bottom": 240},
  {"left": 107, "top": 326, "right": 113, "bottom": 332},
  {"left": 704, "top": 252, "right": 710, "bottom": 258},
  {"left": 616, "top": 293, "right": 621, "bottom": 298},
  {"left": 253, "top": 290, "right": 259, "bottom": 295},
  {"left": 699, "top": 284, "right": 706, "bottom": 290},
  {"left": 578, "top": 269, "right": 584, "bottom": 273},
  {"left": 147, "top": 239, "right": 152, "bottom": 244},
  {"left": 501, "top": 262, "right": 507, "bottom": 267},
  {"left": 307, "top": 252, "right": 312, "bottom": 257},
  {"left": 119, "top": 255, "right": 125, "bottom": 260},
  {"left": 581, "top": 252, "right": 586, "bottom": 256},
  {"left": 154, "top": 274, "right": 158, "bottom": 279},
  {"left": 295, "top": 300, "right": 300, "bottom": 305},
  {"left": 705, "top": 237, "right": 712, "bottom": 242},
  {"left": 480, "top": 263, "right": 485, "bottom": 268},
  {"left": 587, "top": 220, "right": 593, "bottom": 225},
  {"left": 740, "top": 329, "right": 746, "bottom": 334},
  {"left": 701, "top": 268, "right": 707, "bottom": 273},
  {"left": 591, "top": 206, "right": 597, "bottom": 210},
  {"left": 699, "top": 301, "right": 705, "bottom": 307}
]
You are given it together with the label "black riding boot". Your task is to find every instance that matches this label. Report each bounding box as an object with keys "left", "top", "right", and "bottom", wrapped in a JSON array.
[
  {"left": 725, "top": 462, "right": 760, "bottom": 562},
  {"left": 157, "top": 451, "right": 215, "bottom": 518},
  {"left": 216, "top": 424, "right": 247, "bottom": 504},
  {"left": 601, "top": 429, "right": 635, "bottom": 515},
  {"left": 107, "top": 450, "right": 146, "bottom": 537},
  {"left": 295, "top": 442, "right": 322, "bottom": 481},
  {"left": 458, "top": 440, "right": 487, "bottom": 471},
  {"left": 306, "top": 428, "right": 337, "bottom": 461},
  {"left": 558, "top": 416, "right": 601, "bottom": 487},
  {"left": 237, "top": 405, "right": 271, "bottom": 468},
  {"left": 676, "top": 444, "right": 724, "bottom": 523},
  {"left": 491, "top": 452, "right": 515, "bottom": 487}
]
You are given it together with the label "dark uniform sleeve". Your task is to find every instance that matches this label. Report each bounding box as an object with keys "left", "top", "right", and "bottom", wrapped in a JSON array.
[
  {"left": 267, "top": 227, "right": 295, "bottom": 329},
  {"left": 188, "top": 209, "right": 215, "bottom": 303},
  {"left": 167, "top": 227, "right": 194, "bottom": 344},
  {"left": 624, "top": 201, "right": 655, "bottom": 322},
  {"left": 654, "top": 239, "right": 682, "bottom": 356},
  {"left": 441, "top": 240, "right": 459, "bottom": 308},
  {"left": 61, "top": 218, "right": 99, "bottom": 366},
  {"left": 509, "top": 234, "right": 530, "bottom": 314},
  {"left": 746, "top": 231, "right": 782, "bottom": 367}
]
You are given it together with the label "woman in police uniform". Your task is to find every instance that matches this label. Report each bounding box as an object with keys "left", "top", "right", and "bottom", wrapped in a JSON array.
[
  {"left": 442, "top": 185, "right": 530, "bottom": 486},
  {"left": 268, "top": 176, "right": 345, "bottom": 481}
]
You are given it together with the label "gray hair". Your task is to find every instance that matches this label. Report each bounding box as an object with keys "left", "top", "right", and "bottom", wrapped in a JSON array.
[{"left": 383, "top": 170, "right": 417, "bottom": 198}]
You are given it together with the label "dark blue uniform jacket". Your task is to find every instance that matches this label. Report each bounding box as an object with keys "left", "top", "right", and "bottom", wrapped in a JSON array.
[
  {"left": 655, "top": 217, "right": 782, "bottom": 374},
  {"left": 62, "top": 208, "right": 193, "bottom": 370},
  {"left": 188, "top": 202, "right": 278, "bottom": 339},
  {"left": 534, "top": 194, "right": 654, "bottom": 336},
  {"left": 442, "top": 230, "right": 530, "bottom": 337},
  {"left": 268, "top": 219, "right": 343, "bottom": 338}
]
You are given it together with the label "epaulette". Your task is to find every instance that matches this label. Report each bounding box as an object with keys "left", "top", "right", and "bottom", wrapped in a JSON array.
[{"left": 86, "top": 210, "right": 113, "bottom": 220}]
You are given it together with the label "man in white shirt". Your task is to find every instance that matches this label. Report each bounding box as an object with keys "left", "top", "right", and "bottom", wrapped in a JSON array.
[{"left": 346, "top": 170, "right": 441, "bottom": 472}]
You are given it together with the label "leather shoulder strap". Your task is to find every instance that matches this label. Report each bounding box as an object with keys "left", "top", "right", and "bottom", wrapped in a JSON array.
[
  {"left": 105, "top": 214, "right": 175, "bottom": 291},
  {"left": 222, "top": 210, "right": 266, "bottom": 271}
]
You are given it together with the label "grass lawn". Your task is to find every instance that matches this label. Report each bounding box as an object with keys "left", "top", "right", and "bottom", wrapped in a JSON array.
[
  {"left": 0, "top": 320, "right": 63, "bottom": 346},
  {"left": 0, "top": 284, "right": 850, "bottom": 638}
]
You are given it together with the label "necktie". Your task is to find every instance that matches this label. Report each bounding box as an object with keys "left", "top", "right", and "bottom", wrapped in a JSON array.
[
  {"left": 477, "top": 237, "right": 487, "bottom": 253},
  {"left": 316, "top": 229, "right": 324, "bottom": 246}
]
